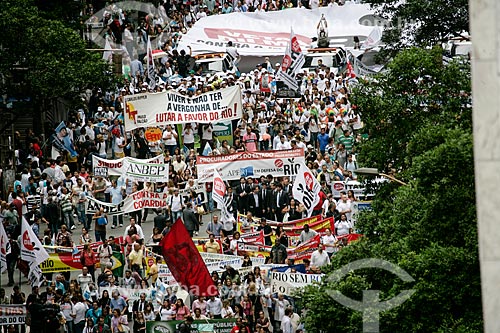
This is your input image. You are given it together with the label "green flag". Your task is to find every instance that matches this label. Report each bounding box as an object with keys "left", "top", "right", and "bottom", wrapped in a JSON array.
[{"left": 112, "top": 251, "right": 125, "bottom": 278}]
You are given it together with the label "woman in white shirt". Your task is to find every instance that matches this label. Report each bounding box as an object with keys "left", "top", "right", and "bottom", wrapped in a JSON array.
[
  {"left": 322, "top": 228, "right": 338, "bottom": 258},
  {"left": 221, "top": 300, "right": 234, "bottom": 318},
  {"left": 182, "top": 123, "right": 196, "bottom": 150},
  {"left": 162, "top": 124, "right": 178, "bottom": 156},
  {"left": 230, "top": 232, "right": 241, "bottom": 256},
  {"left": 335, "top": 214, "right": 352, "bottom": 236},
  {"left": 159, "top": 300, "right": 176, "bottom": 321}
]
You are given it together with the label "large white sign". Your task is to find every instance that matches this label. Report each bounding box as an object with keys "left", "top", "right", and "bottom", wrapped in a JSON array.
[
  {"left": 292, "top": 163, "right": 321, "bottom": 217},
  {"left": 330, "top": 180, "right": 377, "bottom": 200},
  {"left": 270, "top": 272, "right": 323, "bottom": 295},
  {"left": 124, "top": 86, "right": 242, "bottom": 131},
  {"left": 196, "top": 149, "right": 305, "bottom": 182},
  {"left": 92, "top": 155, "right": 168, "bottom": 182},
  {"left": 157, "top": 264, "right": 178, "bottom": 286},
  {"left": 86, "top": 190, "right": 169, "bottom": 216},
  {"left": 279, "top": 28, "right": 305, "bottom": 91},
  {"left": 205, "top": 258, "right": 243, "bottom": 273},
  {"left": 0, "top": 305, "right": 26, "bottom": 326},
  {"left": 200, "top": 253, "right": 239, "bottom": 262},
  {"left": 179, "top": 184, "right": 208, "bottom": 204},
  {"left": 177, "top": 5, "right": 379, "bottom": 56}
]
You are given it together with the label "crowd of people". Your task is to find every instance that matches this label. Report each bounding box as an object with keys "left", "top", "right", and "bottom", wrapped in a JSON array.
[{"left": 0, "top": 1, "right": 369, "bottom": 333}]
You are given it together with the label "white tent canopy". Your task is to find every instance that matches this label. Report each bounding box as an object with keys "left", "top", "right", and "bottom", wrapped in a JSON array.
[{"left": 177, "top": 3, "right": 382, "bottom": 56}]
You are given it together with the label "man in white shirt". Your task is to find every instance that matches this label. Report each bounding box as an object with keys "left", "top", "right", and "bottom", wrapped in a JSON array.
[
  {"left": 168, "top": 189, "right": 184, "bottom": 222},
  {"left": 226, "top": 41, "right": 240, "bottom": 69},
  {"left": 162, "top": 124, "right": 178, "bottom": 156},
  {"left": 273, "top": 294, "right": 290, "bottom": 332},
  {"left": 276, "top": 135, "right": 291, "bottom": 150},
  {"left": 206, "top": 296, "right": 223, "bottom": 319},
  {"left": 273, "top": 130, "right": 285, "bottom": 150},
  {"left": 172, "top": 154, "right": 187, "bottom": 174},
  {"left": 123, "top": 218, "right": 144, "bottom": 240},
  {"left": 298, "top": 224, "right": 318, "bottom": 244},
  {"left": 77, "top": 266, "right": 93, "bottom": 292},
  {"left": 113, "top": 129, "right": 126, "bottom": 158},
  {"left": 281, "top": 308, "right": 293, "bottom": 333},
  {"left": 336, "top": 192, "right": 352, "bottom": 221},
  {"left": 98, "top": 240, "right": 114, "bottom": 273},
  {"left": 310, "top": 244, "right": 331, "bottom": 273},
  {"left": 73, "top": 295, "right": 88, "bottom": 333}
]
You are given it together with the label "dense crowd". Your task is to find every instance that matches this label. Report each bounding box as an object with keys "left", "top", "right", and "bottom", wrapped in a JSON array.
[{"left": 0, "top": 1, "right": 367, "bottom": 333}]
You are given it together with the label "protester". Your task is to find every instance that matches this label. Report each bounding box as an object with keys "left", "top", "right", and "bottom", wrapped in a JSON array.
[{"left": 0, "top": 3, "right": 369, "bottom": 333}]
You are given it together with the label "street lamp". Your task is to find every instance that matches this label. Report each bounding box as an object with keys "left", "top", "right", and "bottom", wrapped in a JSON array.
[{"left": 354, "top": 168, "right": 408, "bottom": 186}]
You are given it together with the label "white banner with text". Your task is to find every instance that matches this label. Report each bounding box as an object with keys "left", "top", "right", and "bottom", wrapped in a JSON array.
[
  {"left": 196, "top": 149, "right": 305, "bottom": 182},
  {"left": 92, "top": 155, "right": 168, "bottom": 182},
  {"left": 124, "top": 86, "right": 242, "bottom": 131}
]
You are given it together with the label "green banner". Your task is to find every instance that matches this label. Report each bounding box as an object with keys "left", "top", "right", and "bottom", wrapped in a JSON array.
[
  {"left": 146, "top": 319, "right": 236, "bottom": 333},
  {"left": 213, "top": 121, "right": 233, "bottom": 146}
]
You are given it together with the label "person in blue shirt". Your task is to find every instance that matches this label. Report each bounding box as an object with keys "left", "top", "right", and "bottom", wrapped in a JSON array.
[
  {"left": 86, "top": 301, "right": 103, "bottom": 325},
  {"left": 317, "top": 127, "right": 330, "bottom": 155},
  {"left": 110, "top": 290, "right": 128, "bottom": 316},
  {"left": 221, "top": 2, "right": 233, "bottom": 13}
]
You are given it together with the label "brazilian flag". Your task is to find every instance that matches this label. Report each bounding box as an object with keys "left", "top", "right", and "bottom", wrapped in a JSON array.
[{"left": 112, "top": 251, "right": 125, "bottom": 278}]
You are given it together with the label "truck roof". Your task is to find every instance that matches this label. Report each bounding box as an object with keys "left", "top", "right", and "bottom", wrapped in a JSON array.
[{"left": 193, "top": 53, "right": 226, "bottom": 60}]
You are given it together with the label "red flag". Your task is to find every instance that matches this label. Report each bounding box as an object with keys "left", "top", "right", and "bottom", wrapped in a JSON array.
[
  {"left": 160, "top": 218, "right": 218, "bottom": 296},
  {"left": 347, "top": 59, "right": 356, "bottom": 78}
]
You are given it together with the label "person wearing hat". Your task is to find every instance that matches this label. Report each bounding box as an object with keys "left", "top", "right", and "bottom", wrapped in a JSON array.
[{"left": 111, "top": 128, "right": 126, "bottom": 158}]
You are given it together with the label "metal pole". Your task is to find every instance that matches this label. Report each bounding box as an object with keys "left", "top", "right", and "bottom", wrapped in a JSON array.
[{"left": 379, "top": 173, "right": 408, "bottom": 186}]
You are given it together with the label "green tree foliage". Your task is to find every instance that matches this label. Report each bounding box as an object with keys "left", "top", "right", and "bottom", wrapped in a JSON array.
[
  {"left": 298, "top": 48, "right": 481, "bottom": 332},
  {"left": 353, "top": 47, "right": 471, "bottom": 174},
  {"left": 0, "top": 0, "right": 117, "bottom": 103},
  {"left": 34, "top": 0, "right": 84, "bottom": 30},
  {"left": 365, "top": 0, "right": 469, "bottom": 51}
]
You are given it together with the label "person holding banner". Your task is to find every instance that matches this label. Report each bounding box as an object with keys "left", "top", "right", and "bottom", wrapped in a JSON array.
[
  {"left": 110, "top": 308, "right": 129, "bottom": 333},
  {"left": 106, "top": 181, "right": 124, "bottom": 229},
  {"left": 310, "top": 244, "right": 330, "bottom": 273},
  {"left": 204, "top": 234, "right": 221, "bottom": 254},
  {"left": 271, "top": 293, "right": 290, "bottom": 333}
]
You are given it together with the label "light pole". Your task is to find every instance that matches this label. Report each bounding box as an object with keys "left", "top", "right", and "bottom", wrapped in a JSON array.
[{"left": 354, "top": 168, "right": 408, "bottom": 186}]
